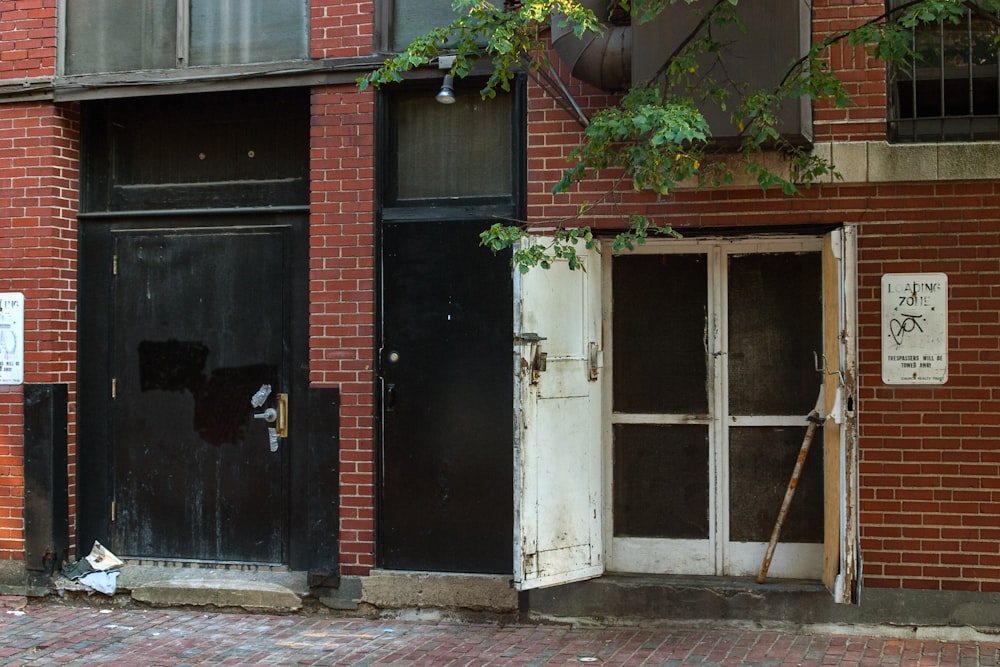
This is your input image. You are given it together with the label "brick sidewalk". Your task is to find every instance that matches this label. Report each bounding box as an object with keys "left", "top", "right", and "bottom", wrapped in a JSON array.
[{"left": 0, "top": 600, "right": 996, "bottom": 666}]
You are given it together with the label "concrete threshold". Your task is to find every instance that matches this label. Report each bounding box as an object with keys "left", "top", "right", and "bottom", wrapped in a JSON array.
[{"left": 58, "top": 561, "right": 310, "bottom": 612}]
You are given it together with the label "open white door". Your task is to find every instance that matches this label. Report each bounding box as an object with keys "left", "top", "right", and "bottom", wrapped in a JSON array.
[
  {"left": 514, "top": 239, "right": 604, "bottom": 590},
  {"left": 822, "top": 225, "right": 861, "bottom": 603}
]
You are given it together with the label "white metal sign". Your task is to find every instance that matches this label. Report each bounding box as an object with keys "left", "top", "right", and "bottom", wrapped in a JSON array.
[
  {"left": 0, "top": 293, "right": 24, "bottom": 385},
  {"left": 881, "top": 273, "right": 947, "bottom": 384}
]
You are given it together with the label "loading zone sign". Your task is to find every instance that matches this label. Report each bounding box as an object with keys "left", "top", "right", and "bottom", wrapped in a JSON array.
[
  {"left": 0, "top": 293, "right": 24, "bottom": 385},
  {"left": 881, "top": 274, "right": 947, "bottom": 385}
]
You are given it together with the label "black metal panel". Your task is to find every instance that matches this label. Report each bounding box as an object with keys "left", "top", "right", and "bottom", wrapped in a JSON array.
[
  {"left": 81, "top": 89, "right": 309, "bottom": 213},
  {"left": 76, "top": 223, "right": 114, "bottom": 556},
  {"left": 23, "top": 384, "right": 69, "bottom": 573},
  {"left": 632, "top": 0, "right": 812, "bottom": 145},
  {"left": 379, "top": 220, "right": 514, "bottom": 574},
  {"left": 295, "top": 386, "right": 340, "bottom": 575}
]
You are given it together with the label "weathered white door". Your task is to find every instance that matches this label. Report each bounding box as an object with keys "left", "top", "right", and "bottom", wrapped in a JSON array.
[{"left": 513, "top": 240, "right": 604, "bottom": 590}]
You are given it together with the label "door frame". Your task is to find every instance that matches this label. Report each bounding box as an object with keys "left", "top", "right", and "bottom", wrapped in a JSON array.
[
  {"left": 376, "top": 216, "right": 515, "bottom": 573},
  {"left": 601, "top": 234, "right": 849, "bottom": 581},
  {"left": 77, "top": 210, "right": 311, "bottom": 566},
  {"left": 373, "top": 76, "right": 527, "bottom": 573}
]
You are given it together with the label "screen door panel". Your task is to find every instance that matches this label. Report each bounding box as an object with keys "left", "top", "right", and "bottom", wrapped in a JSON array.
[{"left": 610, "top": 242, "right": 824, "bottom": 578}]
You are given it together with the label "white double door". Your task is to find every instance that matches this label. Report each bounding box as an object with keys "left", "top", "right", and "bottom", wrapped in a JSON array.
[
  {"left": 607, "top": 238, "right": 826, "bottom": 578},
  {"left": 515, "top": 232, "right": 858, "bottom": 595}
]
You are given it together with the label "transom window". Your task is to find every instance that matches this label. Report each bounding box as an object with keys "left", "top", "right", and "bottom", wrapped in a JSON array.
[
  {"left": 888, "top": 0, "right": 1000, "bottom": 142},
  {"left": 381, "top": 81, "right": 519, "bottom": 212},
  {"left": 385, "top": 0, "right": 500, "bottom": 52},
  {"left": 63, "top": 0, "right": 309, "bottom": 76}
]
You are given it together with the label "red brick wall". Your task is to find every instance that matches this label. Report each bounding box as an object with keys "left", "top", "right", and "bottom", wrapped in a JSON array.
[
  {"left": 310, "top": 0, "right": 378, "bottom": 579},
  {"left": 0, "top": 0, "right": 72, "bottom": 564},
  {"left": 311, "top": 0, "right": 374, "bottom": 58},
  {"left": 855, "top": 190, "right": 1000, "bottom": 592},
  {"left": 0, "top": 101, "right": 80, "bottom": 561},
  {"left": 0, "top": 0, "right": 57, "bottom": 79},
  {"left": 812, "top": 0, "right": 888, "bottom": 142},
  {"left": 523, "top": 0, "right": 1000, "bottom": 593},
  {"left": 0, "top": 0, "right": 995, "bottom": 595},
  {"left": 309, "top": 84, "right": 377, "bottom": 576}
]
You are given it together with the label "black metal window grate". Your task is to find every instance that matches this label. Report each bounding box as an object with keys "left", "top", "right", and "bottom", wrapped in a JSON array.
[{"left": 888, "top": 1, "right": 1000, "bottom": 142}]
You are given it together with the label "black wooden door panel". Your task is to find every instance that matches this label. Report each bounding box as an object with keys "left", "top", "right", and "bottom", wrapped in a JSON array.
[
  {"left": 379, "top": 220, "right": 513, "bottom": 573},
  {"left": 111, "top": 228, "right": 288, "bottom": 563}
]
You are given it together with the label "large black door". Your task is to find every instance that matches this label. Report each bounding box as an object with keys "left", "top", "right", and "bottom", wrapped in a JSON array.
[
  {"left": 379, "top": 220, "right": 513, "bottom": 573},
  {"left": 109, "top": 226, "right": 290, "bottom": 563}
]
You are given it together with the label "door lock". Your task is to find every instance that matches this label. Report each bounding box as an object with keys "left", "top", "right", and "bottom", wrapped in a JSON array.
[{"left": 253, "top": 393, "right": 288, "bottom": 438}]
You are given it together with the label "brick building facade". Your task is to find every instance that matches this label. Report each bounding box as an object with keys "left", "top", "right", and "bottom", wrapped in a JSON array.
[{"left": 0, "top": 0, "right": 998, "bottom": 626}]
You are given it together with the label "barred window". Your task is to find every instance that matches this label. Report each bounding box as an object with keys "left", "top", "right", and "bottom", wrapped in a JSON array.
[{"left": 888, "top": 1, "right": 1000, "bottom": 142}]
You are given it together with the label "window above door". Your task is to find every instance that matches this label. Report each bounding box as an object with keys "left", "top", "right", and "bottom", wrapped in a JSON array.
[
  {"left": 379, "top": 77, "right": 525, "bottom": 221},
  {"left": 887, "top": 0, "right": 1000, "bottom": 142},
  {"left": 381, "top": 0, "right": 501, "bottom": 53},
  {"left": 62, "top": 0, "right": 309, "bottom": 76}
]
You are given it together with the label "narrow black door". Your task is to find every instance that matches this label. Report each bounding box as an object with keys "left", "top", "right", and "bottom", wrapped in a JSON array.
[
  {"left": 380, "top": 220, "right": 513, "bottom": 573},
  {"left": 110, "top": 227, "right": 289, "bottom": 563}
]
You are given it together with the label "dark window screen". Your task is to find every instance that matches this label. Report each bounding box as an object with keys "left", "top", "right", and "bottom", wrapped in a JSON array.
[
  {"left": 612, "top": 254, "right": 708, "bottom": 414},
  {"left": 728, "top": 253, "right": 821, "bottom": 417},
  {"left": 390, "top": 0, "right": 501, "bottom": 52},
  {"left": 613, "top": 424, "right": 710, "bottom": 539},
  {"left": 394, "top": 92, "right": 512, "bottom": 201},
  {"left": 729, "top": 426, "right": 824, "bottom": 543}
]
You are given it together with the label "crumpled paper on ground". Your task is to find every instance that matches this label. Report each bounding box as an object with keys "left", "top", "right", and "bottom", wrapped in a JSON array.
[
  {"left": 78, "top": 570, "right": 120, "bottom": 595},
  {"left": 62, "top": 541, "right": 124, "bottom": 596}
]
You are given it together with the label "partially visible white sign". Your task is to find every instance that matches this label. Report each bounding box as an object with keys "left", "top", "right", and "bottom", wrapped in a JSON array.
[
  {"left": 0, "top": 293, "right": 24, "bottom": 385},
  {"left": 881, "top": 273, "right": 947, "bottom": 384}
]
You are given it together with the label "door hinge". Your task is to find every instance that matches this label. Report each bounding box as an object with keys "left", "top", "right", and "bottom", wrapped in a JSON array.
[
  {"left": 110, "top": 500, "right": 115, "bottom": 523},
  {"left": 111, "top": 377, "right": 117, "bottom": 399},
  {"left": 112, "top": 254, "right": 118, "bottom": 276}
]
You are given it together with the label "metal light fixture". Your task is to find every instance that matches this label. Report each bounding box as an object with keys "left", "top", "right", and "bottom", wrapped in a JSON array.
[
  {"left": 436, "top": 55, "right": 457, "bottom": 105},
  {"left": 436, "top": 74, "right": 456, "bottom": 104}
]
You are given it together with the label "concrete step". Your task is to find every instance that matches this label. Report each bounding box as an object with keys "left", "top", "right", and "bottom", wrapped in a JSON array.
[
  {"left": 128, "top": 578, "right": 302, "bottom": 611},
  {"left": 525, "top": 573, "right": 1000, "bottom": 633},
  {"left": 59, "top": 562, "right": 309, "bottom": 612}
]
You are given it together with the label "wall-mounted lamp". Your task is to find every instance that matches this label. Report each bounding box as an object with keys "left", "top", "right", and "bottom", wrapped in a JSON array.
[
  {"left": 436, "top": 55, "right": 457, "bottom": 105},
  {"left": 436, "top": 74, "right": 456, "bottom": 105}
]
